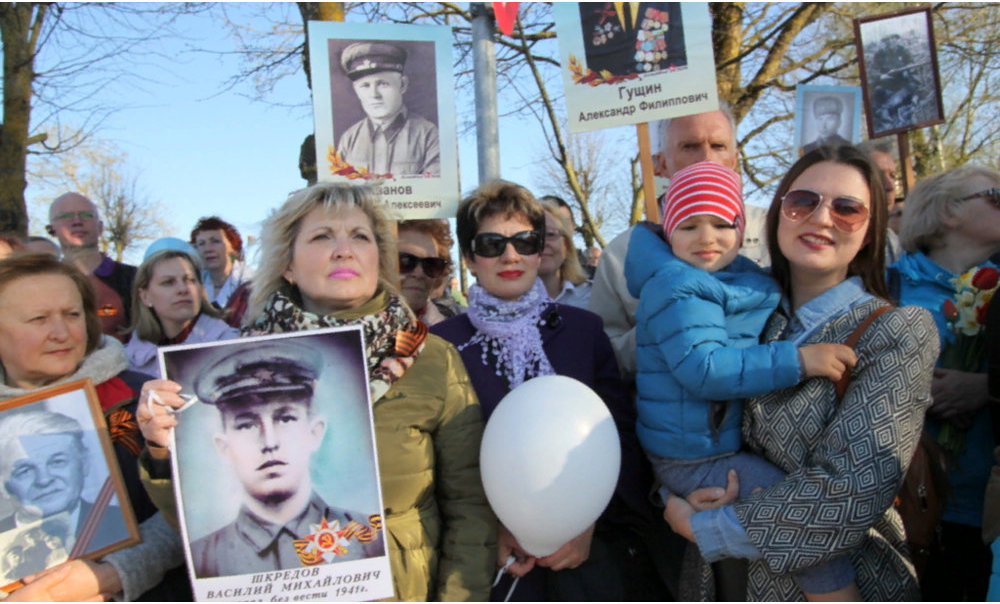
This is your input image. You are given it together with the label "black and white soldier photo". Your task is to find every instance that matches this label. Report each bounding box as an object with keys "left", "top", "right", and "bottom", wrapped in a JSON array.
[
  {"left": 801, "top": 95, "right": 851, "bottom": 152},
  {"left": 334, "top": 41, "right": 440, "bottom": 179},
  {"left": 855, "top": 7, "right": 945, "bottom": 137}
]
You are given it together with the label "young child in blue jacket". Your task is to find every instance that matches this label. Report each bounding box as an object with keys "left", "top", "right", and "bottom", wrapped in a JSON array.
[{"left": 625, "top": 160, "right": 860, "bottom": 600}]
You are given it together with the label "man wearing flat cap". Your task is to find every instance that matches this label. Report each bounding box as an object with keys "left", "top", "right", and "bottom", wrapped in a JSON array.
[
  {"left": 802, "top": 95, "right": 851, "bottom": 153},
  {"left": 189, "top": 344, "right": 384, "bottom": 578},
  {"left": 336, "top": 41, "right": 441, "bottom": 178}
]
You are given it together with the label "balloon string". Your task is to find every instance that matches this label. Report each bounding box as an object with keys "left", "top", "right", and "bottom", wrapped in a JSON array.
[
  {"left": 493, "top": 555, "right": 520, "bottom": 602},
  {"left": 503, "top": 577, "right": 520, "bottom": 602}
]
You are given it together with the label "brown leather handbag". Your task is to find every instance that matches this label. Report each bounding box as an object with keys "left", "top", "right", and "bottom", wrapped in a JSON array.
[{"left": 834, "top": 305, "right": 947, "bottom": 584}]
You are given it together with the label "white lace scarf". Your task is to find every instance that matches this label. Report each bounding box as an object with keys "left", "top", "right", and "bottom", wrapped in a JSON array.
[{"left": 460, "top": 278, "right": 555, "bottom": 389}]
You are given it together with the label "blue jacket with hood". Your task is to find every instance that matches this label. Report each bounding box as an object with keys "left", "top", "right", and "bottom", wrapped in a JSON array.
[{"left": 625, "top": 224, "right": 801, "bottom": 459}]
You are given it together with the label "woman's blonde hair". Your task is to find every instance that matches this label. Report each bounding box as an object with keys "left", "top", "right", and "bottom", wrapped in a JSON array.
[
  {"left": 900, "top": 164, "right": 1000, "bottom": 253},
  {"left": 247, "top": 182, "right": 398, "bottom": 324},
  {"left": 130, "top": 250, "right": 224, "bottom": 343},
  {"left": 537, "top": 197, "right": 587, "bottom": 286}
]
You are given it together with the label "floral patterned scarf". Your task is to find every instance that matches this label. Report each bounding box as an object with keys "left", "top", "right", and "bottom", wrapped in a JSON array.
[
  {"left": 245, "top": 287, "right": 427, "bottom": 401},
  {"left": 461, "top": 277, "right": 555, "bottom": 389}
]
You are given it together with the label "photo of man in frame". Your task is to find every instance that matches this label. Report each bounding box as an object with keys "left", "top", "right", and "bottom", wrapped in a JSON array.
[
  {"left": 0, "top": 404, "right": 130, "bottom": 585},
  {"left": 858, "top": 9, "right": 943, "bottom": 136},
  {"left": 801, "top": 94, "right": 852, "bottom": 152},
  {"left": 0, "top": 408, "right": 128, "bottom": 575},
  {"left": 331, "top": 39, "right": 440, "bottom": 178},
  {"left": 166, "top": 338, "right": 385, "bottom": 580}
]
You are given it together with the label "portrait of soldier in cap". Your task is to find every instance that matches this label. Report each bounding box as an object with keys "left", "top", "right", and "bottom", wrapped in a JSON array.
[
  {"left": 335, "top": 40, "right": 441, "bottom": 178},
  {"left": 186, "top": 342, "right": 384, "bottom": 578},
  {"left": 801, "top": 94, "right": 852, "bottom": 152}
]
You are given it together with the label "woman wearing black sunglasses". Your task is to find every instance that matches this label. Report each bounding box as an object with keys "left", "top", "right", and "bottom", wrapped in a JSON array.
[
  {"left": 397, "top": 219, "right": 460, "bottom": 326},
  {"left": 432, "top": 180, "right": 656, "bottom": 601},
  {"left": 664, "top": 146, "right": 938, "bottom": 600},
  {"left": 890, "top": 164, "right": 1000, "bottom": 601}
]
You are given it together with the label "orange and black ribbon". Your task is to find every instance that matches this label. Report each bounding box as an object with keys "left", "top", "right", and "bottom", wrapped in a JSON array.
[
  {"left": 395, "top": 321, "right": 428, "bottom": 357},
  {"left": 107, "top": 407, "right": 142, "bottom": 456}
]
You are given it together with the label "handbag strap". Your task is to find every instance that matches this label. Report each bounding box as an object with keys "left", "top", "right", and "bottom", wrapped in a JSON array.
[{"left": 835, "top": 305, "right": 895, "bottom": 399}]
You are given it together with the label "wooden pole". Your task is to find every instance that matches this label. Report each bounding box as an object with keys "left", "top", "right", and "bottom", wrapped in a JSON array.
[
  {"left": 897, "top": 132, "right": 914, "bottom": 198},
  {"left": 636, "top": 122, "right": 659, "bottom": 222}
]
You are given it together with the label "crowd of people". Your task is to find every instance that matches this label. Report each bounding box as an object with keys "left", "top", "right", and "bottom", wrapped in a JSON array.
[{"left": 0, "top": 98, "right": 996, "bottom": 603}]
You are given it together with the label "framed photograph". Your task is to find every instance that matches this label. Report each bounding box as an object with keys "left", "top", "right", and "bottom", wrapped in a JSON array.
[
  {"left": 0, "top": 380, "right": 140, "bottom": 590},
  {"left": 159, "top": 327, "right": 391, "bottom": 602},
  {"left": 854, "top": 6, "right": 945, "bottom": 138},
  {"left": 554, "top": 2, "right": 719, "bottom": 132},
  {"left": 309, "top": 21, "right": 458, "bottom": 220},
  {"left": 794, "top": 85, "right": 863, "bottom": 153}
]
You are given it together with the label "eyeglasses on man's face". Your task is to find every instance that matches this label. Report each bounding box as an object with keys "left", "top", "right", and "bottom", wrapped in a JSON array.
[{"left": 52, "top": 211, "right": 96, "bottom": 222}]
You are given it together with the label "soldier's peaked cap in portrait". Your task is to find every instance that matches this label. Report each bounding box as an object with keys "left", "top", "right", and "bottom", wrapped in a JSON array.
[
  {"left": 195, "top": 342, "right": 322, "bottom": 407},
  {"left": 341, "top": 42, "right": 407, "bottom": 80},
  {"left": 813, "top": 96, "right": 843, "bottom": 116}
]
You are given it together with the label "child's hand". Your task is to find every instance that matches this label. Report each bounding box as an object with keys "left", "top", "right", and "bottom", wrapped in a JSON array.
[{"left": 799, "top": 343, "right": 857, "bottom": 381}]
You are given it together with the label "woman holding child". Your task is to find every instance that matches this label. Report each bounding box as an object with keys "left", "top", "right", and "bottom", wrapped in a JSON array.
[{"left": 663, "top": 146, "right": 938, "bottom": 600}]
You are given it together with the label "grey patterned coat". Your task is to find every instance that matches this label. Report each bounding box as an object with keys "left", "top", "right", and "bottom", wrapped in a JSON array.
[{"left": 691, "top": 299, "right": 938, "bottom": 601}]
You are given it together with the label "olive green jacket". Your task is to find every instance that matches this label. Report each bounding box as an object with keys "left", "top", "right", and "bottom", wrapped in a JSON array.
[{"left": 141, "top": 333, "right": 496, "bottom": 601}]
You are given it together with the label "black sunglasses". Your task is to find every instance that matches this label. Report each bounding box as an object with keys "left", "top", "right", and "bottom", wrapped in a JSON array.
[
  {"left": 398, "top": 252, "right": 447, "bottom": 278},
  {"left": 471, "top": 230, "right": 544, "bottom": 258},
  {"left": 780, "top": 189, "right": 870, "bottom": 233},
  {"left": 961, "top": 187, "right": 1000, "bottom": 210}
]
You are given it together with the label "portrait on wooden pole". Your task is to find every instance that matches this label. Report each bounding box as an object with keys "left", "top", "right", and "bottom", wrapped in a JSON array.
[{"left": 855, "top": 7, "right": 945, "bottom": 138}]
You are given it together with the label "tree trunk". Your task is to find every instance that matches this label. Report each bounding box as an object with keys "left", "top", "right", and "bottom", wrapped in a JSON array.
[{"left": 0, "top": 4, "right": 45, "bottom": 235}]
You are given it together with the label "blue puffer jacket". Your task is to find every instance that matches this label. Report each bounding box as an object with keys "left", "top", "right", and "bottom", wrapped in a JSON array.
[
  {"left": 625, "top": 224, "right": 801, "bottom": 459},
  {"left": 892, "top": 251, "right": 997, "bottom": 526}
]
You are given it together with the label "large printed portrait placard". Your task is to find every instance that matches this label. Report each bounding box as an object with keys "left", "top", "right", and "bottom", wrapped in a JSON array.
[
  {"left": 794, "top": 85, "right": 863, "bottom": 154},
  {"left": 159, "top": 327, "right": 391, "bottom": 602},
  {"left": 309, "top": 21, "right": 458, "bottom": 219},
  {"left": 554, "top": 2, "right": 717, "bottom": 133},
  {"left": 0, "top": 380, "right": 140, "bottom": 591}
]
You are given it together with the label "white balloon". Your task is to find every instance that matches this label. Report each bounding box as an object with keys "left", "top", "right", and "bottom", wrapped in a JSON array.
[{"left": 480, "top": 375, "right": 621, "bottom": 557}]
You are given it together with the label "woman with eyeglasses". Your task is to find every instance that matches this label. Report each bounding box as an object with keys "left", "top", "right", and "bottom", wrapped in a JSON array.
[
  {"left": 889, "top": 164, "right": 1000, "bottom": 601},
  {"left": 397, "top": 219, "right": 461, "bottom": 326},
  {"left": 536, "top": 197, "right": 592, "bottom": 309},
  {"left": 432, "top": 180, "right": 654, "bottom": 601},
  {"left": 663, "top": 146, "right": 938, "bottom": 600}
]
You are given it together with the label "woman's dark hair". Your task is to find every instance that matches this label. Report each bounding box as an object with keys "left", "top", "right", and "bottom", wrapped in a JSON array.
[
  {"left": 0, "top": 253, "right": 102, "bottom": 354},
  {"left": 456, "top": 180, "right": 546, "bottom": 257},
  {"left": 765, "top": 145, "right": 889, "bottom": 301},
  {"left": 190, "top": 216, "right": 244, "bottom": 259}
]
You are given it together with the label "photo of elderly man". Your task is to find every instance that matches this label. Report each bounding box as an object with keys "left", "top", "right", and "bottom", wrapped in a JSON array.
[
  {"left": 334, "top": 41, "right": 441, "bottom": 178},
  {"left": 185, "top": 344, "right": 384, "bottom": 579},
  {"left": 0, "top": 410, "right": 128, "bottom": 564}
]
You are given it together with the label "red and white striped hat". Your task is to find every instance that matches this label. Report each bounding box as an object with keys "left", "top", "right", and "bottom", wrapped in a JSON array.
[{"left": 662, "top": 160, "right": 745, "bottom": 243}]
